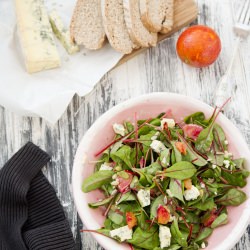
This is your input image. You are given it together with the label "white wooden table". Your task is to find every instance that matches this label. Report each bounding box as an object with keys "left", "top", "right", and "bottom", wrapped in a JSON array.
[{"left": 0, "top": 0, "right": 249, "bottom": 249}]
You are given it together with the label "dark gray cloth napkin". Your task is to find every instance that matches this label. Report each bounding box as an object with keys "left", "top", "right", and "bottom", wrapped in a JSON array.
[{"left": 0, "top": 142, "right": 76, "bottom": 250}]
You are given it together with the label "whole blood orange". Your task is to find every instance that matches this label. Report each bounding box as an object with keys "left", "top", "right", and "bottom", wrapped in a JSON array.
[{"left": 176, "top": 25, "right": 221, "bottom": 68}]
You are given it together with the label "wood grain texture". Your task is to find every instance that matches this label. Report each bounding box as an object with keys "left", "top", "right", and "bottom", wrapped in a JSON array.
[{"left": 0, "top": 0, "right": 249, "bottom": 249}]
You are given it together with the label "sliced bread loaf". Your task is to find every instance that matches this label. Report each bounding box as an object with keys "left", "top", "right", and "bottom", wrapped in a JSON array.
[
  {"left": 161, "top": 0, "right": 174, "bottom": 34},
  {"left": 101, "top": 0, "right": 136, "bottom": 54},
  {"left": 70, "top": 0, "right": 106, "bottom": 50},
  {"left": 139, "top": 0, "right": 167, "bottom": 33},
  {"left": 123, "top": 0, "right": 157, "bottom": 47}
]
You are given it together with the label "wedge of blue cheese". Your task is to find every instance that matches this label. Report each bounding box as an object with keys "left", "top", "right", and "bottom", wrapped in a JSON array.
[
  {"left": 15, "top": 0, "right": 61, "bottom": 73},
  {"left": 49, "top": 10, "right": 80, "bottom": 55}
]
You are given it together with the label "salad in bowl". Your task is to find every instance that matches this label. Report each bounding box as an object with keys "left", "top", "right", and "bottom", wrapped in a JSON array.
[{"left": 72, "top": 93, "right": 250, "bottom": 250}]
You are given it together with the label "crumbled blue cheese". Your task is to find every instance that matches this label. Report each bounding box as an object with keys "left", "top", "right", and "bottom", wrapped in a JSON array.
[
  {"left": 212, "top": 164, "right": 217, "bottom": 169},
  {"left": 113, "top": 123, "right": 125, "bottom": 136},
  {"left": 223, "top": 160, "right": 230, "bottom": 169},
  {"left": 201, "top": 242, "right": 206, "bottom": 249},
  {"left": 159, "top": 226, "right": 171, "bottom": 248},
  {"left": 151, "top": 132, "right": 160, "bottom": 140},
  {"left": 110, "top": 225, "right": 133, "bottom": 242},
  {"left": 137, "top": 189, "right": 150, "bottom": 207},
  {"left": 184, "top": 185, "right": 200, "bottom": 201},
  {"left": 111, "top": 180, "right": 119, "bottom": 186},
  {"left": 99, "top": 162, "right": 113, "bottom": 171},
  {"left": 200, "top": 183, "right": 205, "bottom": 189},
  {"left": 161, "top": 118, "right": 175, "bottom": 129},
  {"left": 150, "top": 140, "right": 167, "bottom": 154}
]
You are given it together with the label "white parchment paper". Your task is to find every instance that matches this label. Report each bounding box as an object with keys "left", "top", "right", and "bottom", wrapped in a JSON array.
[{"left": 0, "top": 0, "right": 123, "bottom": 123}]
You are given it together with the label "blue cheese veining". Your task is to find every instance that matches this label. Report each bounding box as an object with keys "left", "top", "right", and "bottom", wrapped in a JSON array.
[
  {"left": 15, "top": 0, "right": 61, "bottom": 73},
  {"left": 49, "top": 10, "right": 80, "bottom": 55}
]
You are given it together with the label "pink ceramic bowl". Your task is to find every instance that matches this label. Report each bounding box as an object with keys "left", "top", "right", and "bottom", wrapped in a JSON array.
[{"left": 72, "top": 92, "right": 250, "bottom": 250}]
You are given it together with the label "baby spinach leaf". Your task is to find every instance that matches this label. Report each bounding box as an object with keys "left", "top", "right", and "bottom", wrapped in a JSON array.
[
  {"left": 211, "top": 213, "right": 228, "bottom": 228},
  {"left": 233, "top": 158, "right": 245, "bottom": 169},
  {"left": 170, "top": 218, "right": 188, "bottom": 247},
  {"left": 153, "top": 244, "right": 181, "bottom": 250},
  {"left": 207, "top": 151, "right": 224, "bottom": 166},
  {"left": 170, "top": 179, "right": 184, "bottom": 203},
  {"left": 160, "top": 149, "right": 171, "bottom": 167},
  {"left": 192, "top": 198, "right": 215, "bottom": 211},
  {"left": 138, "top": 131, "right": 158, "bottom": 146},
  {"left": 96, "top": 228, "right": 111, "bottom": 237},
  {"left": 221, "top": 170, "right": 247, "bottom": 188},
  {"left": 171, "top": 142, "right": 183, "bottom": 162},
  {"left": 195, "top": 227, "right": 213, "bottom": 242},
  {"left": 216, "top": 188, "right": 247, "bottom": 206},
  {"left": 108, "top": 210, "right": 124, "bottom": 225},
  {"left": 178, "top": 134, "right": 207, "bottom": 167},
  {"left": 82, "top": 170, "right": 114, "bottom": 192},
  {"left": 88, "top": 195, "right": 115, "bottom": 208},
  {"left": 184, "top": 112, "right": 205, "bottom": 125},
  {"left": 132, "top": 168, "right": 153, "bottom": 186},
  {"left": 144, "top": 162, "right": 162, "bottom": 175},
  {"left": 128, "top": 226, "right": 160, "bottom": 249},
  {"left": 110, "top": 145, "right": 132, "bottom": 168},
  {"left": 124, "top": 121, "right": 134, "bottom": 133},
  {"left": 195, "top": 125, "right": 214, "bottom": 154},
  {"left": 150, "top": 195, "right": 165, "bottom": 219},
  {"left": 213, "top": 124, "right": 228, "bottom": 151},
  {"left": 115, "top": 192, "right": 136, "bottom": 205},
  {"left": 104, "top": 218, "right": 113, "bottom": 229},
  {"left": 163, "top": 161, "right": 197, "bottom": 180}
]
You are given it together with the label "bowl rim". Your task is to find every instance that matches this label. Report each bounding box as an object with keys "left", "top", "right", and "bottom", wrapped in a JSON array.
[{"left": 72, "top": 92, "right": 250, "bottom": 250}]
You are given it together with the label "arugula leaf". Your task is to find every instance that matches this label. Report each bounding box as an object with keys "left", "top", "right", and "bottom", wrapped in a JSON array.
[
  {"left": 211, "top": 213, "right": 228, "bottom": 228},
  {"left": 82, "top": 170, "right": 114, "bottom": 192},
  {"left": 216, "top": 188, "right": 247, "bottom": 206},
  {"left": 128, "top": 226, "right": 160, "bottom": 249},
  {"left": 163, "top": 161, "right": 197, "bottom": 180},
  {"left": 170, "top": 218, "right": 188, "bottom": 247},
  {"left": 169, "top": 179, "right": 184, "bottom": 203}
]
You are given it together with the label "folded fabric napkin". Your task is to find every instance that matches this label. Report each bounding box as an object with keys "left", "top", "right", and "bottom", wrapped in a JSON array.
[{"left": 0, "top": 142, "right": 76, "bottom": 250}]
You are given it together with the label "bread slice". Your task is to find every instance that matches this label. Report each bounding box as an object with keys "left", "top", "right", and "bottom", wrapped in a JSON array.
[
  {"left": 123, "top": 0, "right": 157, "bottom": 47},
  {"left": 161, "top": 0, "right": 174, "bottom": 34},
  {"left": 70, "top": 0, "right": 106, "bottom": 50},
  {"left": 101, "top": 0, "right": 136, "bottom": 54},
  {"left": 139, "top": 0, "right": 167, "bottom": 33}
]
